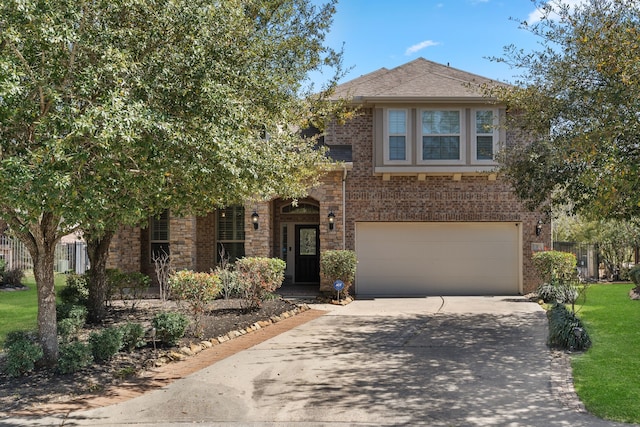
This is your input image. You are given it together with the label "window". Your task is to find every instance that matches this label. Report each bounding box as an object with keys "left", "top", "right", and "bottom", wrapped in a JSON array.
[
  {"left": 421, "top": 110, "right": 461, "bottom": 161},
  {"left": 384, "top": 109, "right": 410, "bottom": 164},
  {"left": 217, "top": 206, "right": 245, "bottom": 263},
  {"left": 473, "top": 109, "right": 497, "bottom": 161},
  {"left": 150, "top": 210, "right": 170, "bottom": 261}
]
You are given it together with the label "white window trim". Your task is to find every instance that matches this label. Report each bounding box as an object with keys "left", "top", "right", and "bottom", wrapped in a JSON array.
[
  {"left": 471, "top": 108, "right": 500, "bottom": 165},
  {"left": 417, "top": 108, "right": 466, "bottom": 165},
  {"left": 383, "top": 108, "right": 412, "bottom": 165}
]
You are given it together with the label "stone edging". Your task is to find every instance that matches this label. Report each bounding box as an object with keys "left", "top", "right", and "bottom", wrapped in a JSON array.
[
  {"left": 162, "top": 303, "right": 312, "bottom": 364},
  {"left": 549, "top": 349, "right": 587, "bottom": 413}
]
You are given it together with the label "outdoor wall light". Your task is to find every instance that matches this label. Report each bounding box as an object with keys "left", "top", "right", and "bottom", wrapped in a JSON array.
[
  {"left": 251, "top": 211, "right": 259, "bottom": 230},
  {"left": 535, "top": 219, "right": 543, "bottom": 236},
  {"left": 328, "top": 211, "right": 335, "bottom": 231}
]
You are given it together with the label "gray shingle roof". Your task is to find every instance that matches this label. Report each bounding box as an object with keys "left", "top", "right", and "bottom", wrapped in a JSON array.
[{"left": 332, "top": 57, "right": 505, "bottom": 101}]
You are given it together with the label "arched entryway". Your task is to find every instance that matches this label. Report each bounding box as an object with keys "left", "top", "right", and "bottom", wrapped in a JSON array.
[{"left": 274, "top": 198, "right": 320, "bottom": 285}]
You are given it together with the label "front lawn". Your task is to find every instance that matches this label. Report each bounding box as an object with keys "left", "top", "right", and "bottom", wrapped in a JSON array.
[
  {"left": 571, "top": 283, "right": 640, "bottom": 424},
  {"left": 0, "top": 273, "right": 67, "bottom": 349}
]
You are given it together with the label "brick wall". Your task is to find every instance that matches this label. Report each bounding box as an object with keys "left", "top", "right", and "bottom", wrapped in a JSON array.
[
  {"left": 107, "top": 225, "right": 141, "bottom": 273},
  {"left": 328, "top": 107, "right": 548, "bottom": 294}
]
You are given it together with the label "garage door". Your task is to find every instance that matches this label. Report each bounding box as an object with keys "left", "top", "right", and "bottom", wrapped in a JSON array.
[{"left": 355, "top": 222, "right": 521, "bottom": 296}]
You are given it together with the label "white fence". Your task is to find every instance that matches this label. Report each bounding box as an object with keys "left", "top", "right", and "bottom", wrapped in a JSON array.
[{"left": 0, "top": 235, "right": 89, "bottom": 274}]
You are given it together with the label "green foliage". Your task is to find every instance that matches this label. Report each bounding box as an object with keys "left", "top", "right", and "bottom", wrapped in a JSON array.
[
  {"left": 235, "top": 257, "right": 286, "bottom": 310},
  {"left": 169, "top": 270, "right": 221, "bottom": 336},
  {"left": 4, "top": 336, "right": 43, "bottom": 377},
  {"left": 215, "top": 267, "right": 242, "bottom": 300},
  {"left": 0, "top": 0, "right": 344, "bottom": 365},
  {"left": 59, "top": 274, "right": 89, "bottom": 307},
  {"left": 57, "top": 341, "right": 93, "bottom": 374},
  {"left": 547, "top": 303, "right": 591, "bottom": 351},
  {"left": 321, "top": 250, "right": 357, "bottom": 296},
  {"left": 119, "top": 322, "right": 146, "bottom": 352},
  {"left": 1, "top": 267, "right": 24, "bottom": 287},
  {"left": 89, "top": 327, "right": 124, "bottom": 363},
  {"left": 152, "top": 312, "right": 189, "bottom": 347},
  {"left": 629, "top": 265, "right": 640, "bottom": 287},
  {"left": 486, "top": 0, "right": 640, "bottom": 220},
  {"left": 56, "top": 304, "right": 88, "bottom": 343},
  {"left": 532, "top": 251, "right": 578, "bottom": 285},
  {"left": 107, "top": 269, "right": 150, "bottom": 309}
]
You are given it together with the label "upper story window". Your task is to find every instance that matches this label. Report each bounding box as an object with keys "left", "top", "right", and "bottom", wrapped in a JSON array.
[
  {"left": 420, "top": 110, "right": 463, "bottom": 162},
  {"left": 473, "top": 109, "right": 498, "bottom": 161},
  {"left": 384, "top": 109, "right": 411, "bottom": 164},
  {"left": 377, "top": 106, "right": 502, "bottom": 171}
]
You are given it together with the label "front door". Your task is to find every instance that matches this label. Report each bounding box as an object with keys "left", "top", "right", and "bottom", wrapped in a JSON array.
[{"left": 295, "top": 225, "right": 320, "bottom": 283}]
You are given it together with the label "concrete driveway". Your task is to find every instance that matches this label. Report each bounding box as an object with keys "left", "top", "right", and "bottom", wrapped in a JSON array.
[{"left": 2, "top": 297, "right": 633, "bottom": 426}]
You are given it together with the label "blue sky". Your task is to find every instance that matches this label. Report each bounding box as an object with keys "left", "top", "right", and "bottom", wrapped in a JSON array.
[{"left": 310, "top": 0, "right": 582, "bottom": 88}]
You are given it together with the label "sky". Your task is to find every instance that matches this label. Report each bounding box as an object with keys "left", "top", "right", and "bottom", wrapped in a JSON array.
[{"left": 310, "top": 0, "right": 585, "bottom": 88}]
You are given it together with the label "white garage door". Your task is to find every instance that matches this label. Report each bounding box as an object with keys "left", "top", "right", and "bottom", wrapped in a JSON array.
[{"left": 355, "top": 222, "right": 521, "bottom": 296}]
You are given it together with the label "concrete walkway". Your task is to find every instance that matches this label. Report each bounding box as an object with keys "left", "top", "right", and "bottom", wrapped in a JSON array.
[{"left": 1, "top": 297, "right": 633, "bottom": 426}]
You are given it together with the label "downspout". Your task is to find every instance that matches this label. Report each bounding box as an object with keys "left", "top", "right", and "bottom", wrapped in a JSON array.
[{"left": 342, "top": 164, "right": 348, "bottom": 250}]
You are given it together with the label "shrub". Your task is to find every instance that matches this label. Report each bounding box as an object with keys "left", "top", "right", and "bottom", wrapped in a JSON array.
[
  {"left": 57, "top": 341, "right": 93, "bottom": 374},
  {"left": 2, "top": 267, "right": 24, "bottom": 287},
  {"left": 629, "top": 265, "right": 640, "bottom": 287},
  {"left": 107, "top": 269, "right": 150, "bottom": 309},
  {"left": 532, "top": 251, "right": 578, "bottom": 285},
  {"left": 120, "top": 322, "right": 146, "bottom": 352},
  {"left": 56, "top": 304, "right": 88, "bottom": 343},
  {"left": 215, "top": 266, "right": 242, "bottom": 299},
  {"left": 536, "top": 282, "right": 579, "bottom": 305},
  {"left": 547, "top": 303, "right": 591, "bottom": 351},
  {"left": 0, "top": 257, "right": 5, "bottom": 275},
  {"left": 235, "top": 257, "right": 286, "bottom": 310},
  {"left": 89, "top": 327, "right": 124, "bottom": 363},
  {"left": 3, "top": 334, "right": 43, "bottom": 377},
  {"left": 320, "top": 250, "right": 357, "bottom": 297},
  {"left": 4, "top": 330, "right": 37, "bottom": 348},
  {"left": 59, "top": 273, "right": 89, "bottom": 306},
  {"left": 169, "top": 270, "right": 221, "bottom": 336},
  {"left": 152, "top": 312, "right": 189, "bottom": 346}
]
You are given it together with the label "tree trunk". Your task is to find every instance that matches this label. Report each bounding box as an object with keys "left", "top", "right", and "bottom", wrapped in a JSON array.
[
  {"left": 85, "top": 231, "right": 114, "bottom": 324},
  {"left": 34, "top": 246, "right": 58, "bottom": 366}
]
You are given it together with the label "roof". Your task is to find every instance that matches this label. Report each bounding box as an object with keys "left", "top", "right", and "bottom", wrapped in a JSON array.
[{"left": 331, "top": 57, "right": 506, "bottom": 102}]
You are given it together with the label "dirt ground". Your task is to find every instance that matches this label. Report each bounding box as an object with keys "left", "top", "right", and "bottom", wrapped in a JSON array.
[{"left": 0, "top": 297, "right": 319, "bottom": 416}]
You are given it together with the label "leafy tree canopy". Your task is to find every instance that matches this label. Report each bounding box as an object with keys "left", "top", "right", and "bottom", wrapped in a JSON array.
[
  {"left": 485, "top": 0, "right": 640, "bottom": 221},
  {"left": 0, "top": 0, "right": 344, "bottom": 362}
]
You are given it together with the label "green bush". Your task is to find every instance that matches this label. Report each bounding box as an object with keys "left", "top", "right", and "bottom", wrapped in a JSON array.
[
  {"left": 56, "top": 304, "right": 88, "bottom": 343},
  {"left": 89, "top": 327, "right": 124, "bottom": 363},
  {"left": 320, "top": 250, "right": 357, "bottom": 297},
  {"left": 629, "top": 265, "right": 640, "bottom": 287},
  {"left": 532, "top": 251, "right": 578, "bottom": 285},
  {"left": 169, "top": 270, "right": 221, "bottom": 336},
  {"left": 547, "top": 303, "right": 591, "bottom": 351},
  {"left": 2, "top": 267, "right": 24, "bottom": 287},
  {"left": 3, "top": 335, "right": 43, "bottom": 377},
  {"left": 57, "top": 341, "right": 93, "bottom": 374},
  {"left": 59, "top": 273, "right": 89, "bottom": 306},
  {"left": 536, "top": 282, "right": 579, "bottom": 304},
  {"left": 120, "top": 322, "right": 146, "bottom": 352},
  {"left": 107, "top": 269, "right": 150, "bottom": 309},
  {"left": 235, "top": 257, "right": 286, "bottom": 310},
  {"left": 152, "top": 312, "right": 189, "bottom": 346},
  {"left": 4, "top": 330, "right": 37, "bottom": 348}
]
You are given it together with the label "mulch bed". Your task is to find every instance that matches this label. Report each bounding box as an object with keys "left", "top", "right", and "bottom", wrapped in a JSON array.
[{"left": 0, "top": 297, "right": 304, "bottom": 415}]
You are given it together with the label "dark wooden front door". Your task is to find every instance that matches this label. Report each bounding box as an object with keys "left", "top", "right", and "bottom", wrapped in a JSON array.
[{"left": 295, "top": 225, "right": 320, "bottom": 283}]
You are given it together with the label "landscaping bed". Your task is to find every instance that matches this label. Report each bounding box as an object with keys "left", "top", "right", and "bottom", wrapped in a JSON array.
[{"left": 0, "top": 297, "right": 304, "bottom": 415}]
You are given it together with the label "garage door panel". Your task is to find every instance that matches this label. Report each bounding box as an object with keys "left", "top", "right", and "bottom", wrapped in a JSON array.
[{"left": 355, "top": 222, "right": 520, "bottom": 296}]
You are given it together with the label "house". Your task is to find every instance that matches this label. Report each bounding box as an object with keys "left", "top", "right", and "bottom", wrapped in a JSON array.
[{"left": 107, "top": 58, "right": 549, "bottom": 296}]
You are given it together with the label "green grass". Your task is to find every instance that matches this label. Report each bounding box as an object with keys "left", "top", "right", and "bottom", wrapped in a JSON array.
[
  {"left": 0, "top": 273, "right": 67, "bottom": 349},
  {"left": 571, "top": 283, "right": 640, "bottom": 424}
]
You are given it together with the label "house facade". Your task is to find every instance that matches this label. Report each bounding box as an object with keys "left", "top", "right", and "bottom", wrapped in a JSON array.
[{"left": 108, "top": 58, "right": 549, "bottom": 296}]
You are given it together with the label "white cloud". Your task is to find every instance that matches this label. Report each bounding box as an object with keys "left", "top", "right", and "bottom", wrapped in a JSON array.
[
  {"left": 405, "top": 40, "right": 440, "bottom": 56},
  {"left": 527, "top": 0, "right": 588, "bottom": 24}
]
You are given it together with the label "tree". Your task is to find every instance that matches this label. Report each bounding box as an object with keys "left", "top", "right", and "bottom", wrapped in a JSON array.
[
  {"left": 0, "top": 0, "right": 344, "bottom": 365},
  {"left": 485, "top": 0, "right": 640, "bottom": 220}
]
